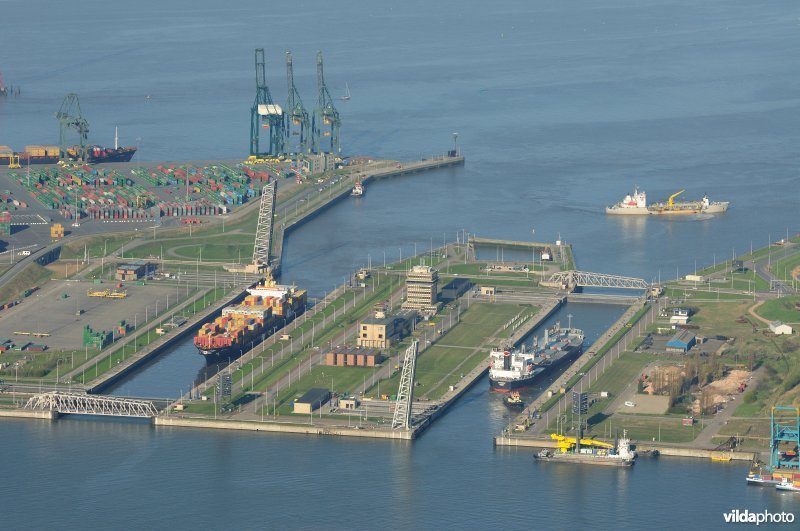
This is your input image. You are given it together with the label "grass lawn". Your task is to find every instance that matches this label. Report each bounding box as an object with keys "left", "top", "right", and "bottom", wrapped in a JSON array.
[
  {"left": 0, "top": 263, "right": 52, "bottom": 304},
  {"left": 59, "top": 233, "right": 137, "bottom": 260},
  {"left": 587, "top": 414, "right": 699, "bottom": 443},
  {"left": 755, "top": 296, "right": 800, "bottom": 323},
  {"left": 125, "top": 232, "right": 257, "bottom": 261},
  {"left": 773, "top": 251, "right": 800, "bottom": 286},
  {"left": 378, "top": 303, "right": 524, "bottom": 400}
]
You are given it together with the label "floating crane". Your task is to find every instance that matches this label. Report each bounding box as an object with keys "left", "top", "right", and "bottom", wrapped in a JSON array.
[
  {"left": 56, "top": 93, "right": 90, "bottom": 163},
  {"left": 667, "top": 189, "right": 685, "bottom": 207},
  {"left": 312, "top": 51, "right": 341, "bottom": 154},
  {"left": 249, "top": 49, "right": 285, "bottom": 158},
  {"left": 284, "top": 51, "right": 310, "bottom": 154}
]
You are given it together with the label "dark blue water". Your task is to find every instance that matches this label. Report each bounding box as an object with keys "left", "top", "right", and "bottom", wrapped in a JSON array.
[{"left": 2, "top": 0, "right": 799, "bottom": 527}]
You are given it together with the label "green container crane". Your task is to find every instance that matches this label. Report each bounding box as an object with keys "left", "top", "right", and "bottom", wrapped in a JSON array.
[{"left": 249, "top": 48, "right": 285, "bottom": 158}]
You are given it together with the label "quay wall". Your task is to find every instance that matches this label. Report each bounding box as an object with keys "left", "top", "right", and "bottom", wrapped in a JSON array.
[
  {"left": 493, "top": 435, "right": 756, "bottom": 461},
  {"left": 154, "top": 416, "right": 413, "bottom": 440},
  {"left": 0, "top": 408, "right": 58, "bottom": 420}
]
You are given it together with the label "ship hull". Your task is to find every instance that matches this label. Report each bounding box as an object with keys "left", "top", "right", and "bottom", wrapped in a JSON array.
[
  {"left": 535, "top": 453, "right": 635, "bottom": 467},
  {"left": 0, "top": 147, "right": 136, "bottom": 166},
  {"left": 605, "top": 206, "right": 649, "bottom": 215},
  {"left": 197, "top": 329, "right": 266, "bottom": 364},
  {"left": 607, "top": 202, "right": 729, "bottom": 215},
  {"left": 489, "top": 344, "right": 582, "bottom": 391}
]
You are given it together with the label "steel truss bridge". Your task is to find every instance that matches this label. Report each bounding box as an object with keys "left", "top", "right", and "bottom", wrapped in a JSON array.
[
  {"left": 24, "top": 391, "right": 159, "bottom": 418},
  {"left": 546, "top": 270, "right": 649, "bottom": 290}
]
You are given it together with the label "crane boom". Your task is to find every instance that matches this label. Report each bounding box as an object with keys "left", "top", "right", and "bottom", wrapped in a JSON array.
[
  {"left": 667, "top": 189, "right": 685, "bottom": 207},
  {"left": 550, "top": 433, "right": 614, "bottom": 450}
]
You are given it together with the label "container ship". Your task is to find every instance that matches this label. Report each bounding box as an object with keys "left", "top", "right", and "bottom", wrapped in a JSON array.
[
  {"left": 606, "top": 187, "right": 728, "bottom": 215},
  {"left": 0, "top": 144, "right": 137, "bottom": 166},
  {"left": 535, "top": 431, "right": 637, "bottom": 467},
  {"left": 488, "top": 322, "right": 584, "bottom": 391},
  {"left": 194, "top": 276, "right": 306, "bottom": 363}
]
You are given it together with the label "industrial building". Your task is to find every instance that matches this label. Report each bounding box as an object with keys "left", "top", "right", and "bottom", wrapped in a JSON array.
[
  {"left": 357, "top": 308, "right": 414, "bottom": 349},
  {"left": 666, "top": 330, "right": 696, "bottom": 353},
  {"left": 769, "top": 321, "right": 793, "bottom": 335},
  {"left": 324, "top": 346, "right": 384, "bottom": 367},
  {"left": 293, "top": 388, "right": 331, "bottom": 414},
  {"left": 440, "top": 277, "right": 472, "bottom": 301},
  {"left": 402, "top": 265, "right": 439, "bottom": 312},
  {"left": 115, "top": 260, "right": 156, "bottom": 281}
]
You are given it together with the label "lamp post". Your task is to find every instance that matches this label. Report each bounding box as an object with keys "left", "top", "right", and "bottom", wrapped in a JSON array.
[{"left": 452, "top": 132, "right": 459, "bottom": 156}]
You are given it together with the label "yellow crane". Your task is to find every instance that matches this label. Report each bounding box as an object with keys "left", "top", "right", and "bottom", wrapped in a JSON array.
[
  {"left": 550, "top": 433, "right": 614, "bottom": 452},
  {"left": 667, "top": 189, "right": 685, "bottom": 207},
  {"left": 8, "top": 154, "right": 21, "bottom": 169},
  {"left": 87, "top": 289, "right": 127, "bottom": 299}
]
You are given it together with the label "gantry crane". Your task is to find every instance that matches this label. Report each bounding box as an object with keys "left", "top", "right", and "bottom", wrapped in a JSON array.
[
  {"left": 56, "top": 93, "right": 89, "bottom": 163},
  {"left": 284, "top": 51, "right": 310, "bottom": 154},
  {"left": 312, "top": 51, "right": 341, "bottom": 154},
  {"left": 250, "top": 48, "right": 285, "bottom": 158}
]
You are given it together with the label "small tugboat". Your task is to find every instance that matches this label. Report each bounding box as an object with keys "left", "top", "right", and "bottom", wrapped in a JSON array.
[
  {"left": 503, "top": 391, "right": 525, "bottom": 409},
  {"left": 351, "top": 180, "right": 364, "bottom": 197}
]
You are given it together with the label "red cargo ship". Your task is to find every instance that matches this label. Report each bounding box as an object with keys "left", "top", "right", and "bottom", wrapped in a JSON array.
[{"left": 0, "top": 144, "right": 136, "bottom": 166}]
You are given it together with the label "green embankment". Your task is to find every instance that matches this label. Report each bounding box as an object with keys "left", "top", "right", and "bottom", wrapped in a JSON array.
[
  {"left": 0, "top": 263, "right": 52, "bottom": 304},
  {"left": 379, "top": 303, "right": 526, "bottom": 401}
]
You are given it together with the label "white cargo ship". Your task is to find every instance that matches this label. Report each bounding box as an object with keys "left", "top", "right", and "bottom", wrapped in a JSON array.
[{"left": 606, "top": 187, "right": 728, "bottom": 215}]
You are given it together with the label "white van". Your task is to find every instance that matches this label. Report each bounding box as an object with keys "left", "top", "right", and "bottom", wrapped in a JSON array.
[{"left": 19, "top": 250, "right": 31, "bottom": 256}]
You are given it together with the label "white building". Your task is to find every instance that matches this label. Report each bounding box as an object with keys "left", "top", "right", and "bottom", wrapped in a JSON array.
[{"left": 769, "top": 321, "right": 793, "bottom": 335}]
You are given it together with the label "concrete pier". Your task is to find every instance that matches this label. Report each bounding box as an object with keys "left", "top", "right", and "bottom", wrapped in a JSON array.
[
  {"left": 0, "top": 408, "right": 59, "bottom": 421},
  {"left": 154, "top": 416, "right": 414, "bottom": 440}
]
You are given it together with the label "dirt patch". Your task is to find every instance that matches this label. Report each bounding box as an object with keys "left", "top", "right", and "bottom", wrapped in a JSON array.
[
  {"left": 747, "top": 301, "right": 770, "bottom": 325},
  {"left": 692, "top": 369, "right": 752, "bottom": 413},
  {"left": 615, "top": 393, "right": 670, "bottom": 414}
]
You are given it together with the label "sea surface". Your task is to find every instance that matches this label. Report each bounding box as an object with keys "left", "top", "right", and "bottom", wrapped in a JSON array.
[{"left": 1, "top": 0, "right": 799, "bottom": 528}]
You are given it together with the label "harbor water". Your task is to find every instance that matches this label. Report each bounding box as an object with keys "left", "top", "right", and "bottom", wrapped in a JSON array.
[{"left": 2, "top": 0, "right": 799, "bottom": 528}]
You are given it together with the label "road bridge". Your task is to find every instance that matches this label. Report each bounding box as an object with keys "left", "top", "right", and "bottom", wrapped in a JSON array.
[
  {"left": 544, "top": 270, "right": 648, "bottom": 290},
  {"left": 24, "top": 391, "right": 160, "bottom": 418}
]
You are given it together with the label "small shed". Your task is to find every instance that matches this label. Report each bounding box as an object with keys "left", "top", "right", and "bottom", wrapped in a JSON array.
[
  {"left": 769, "top": 321, "right": 793, "bottom": 336},
  {"left": 293, "top": 388, "right": 331, "bottom": 414},
  {"left": 669, "top": 314, "right": 689, "bottom": 326},
  {"left": 666, "top": 331, "right": 696, "bottom": 353},
  {"left": 480, "top": 286, "right": 496, "bottom": 296}
]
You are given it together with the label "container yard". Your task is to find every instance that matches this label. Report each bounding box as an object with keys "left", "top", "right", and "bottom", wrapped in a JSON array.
[
  {"left": 5, "top": 161, "right": 302, "bottom": 222},
  {"left": 0, "top": 279, "right": 179, "bottom": 351}
]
